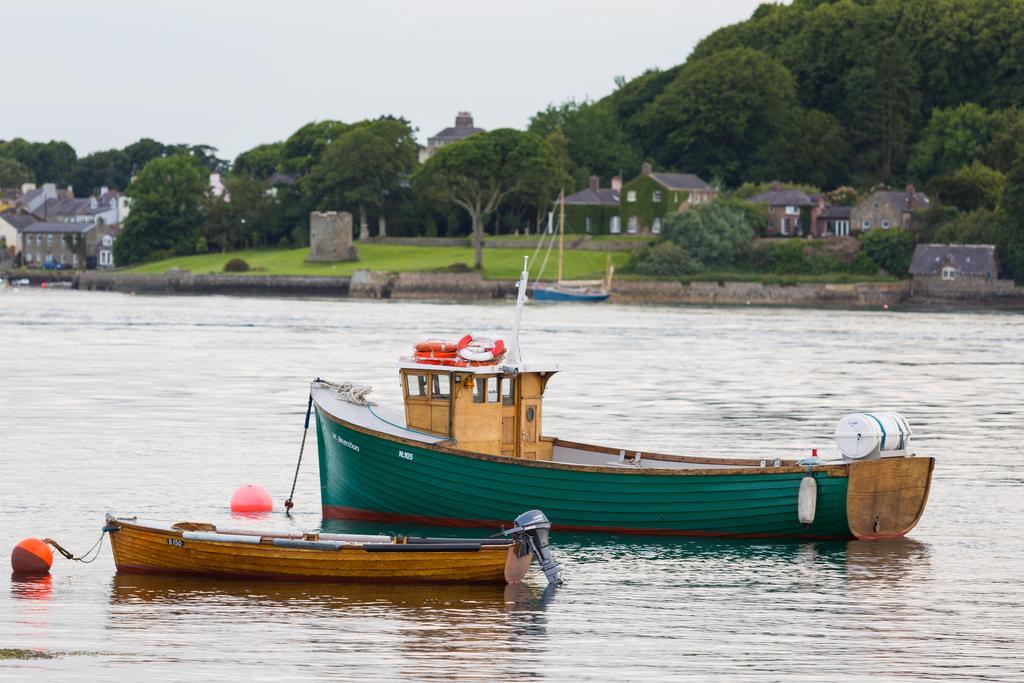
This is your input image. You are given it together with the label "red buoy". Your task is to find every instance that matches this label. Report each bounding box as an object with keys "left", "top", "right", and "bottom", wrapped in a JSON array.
[
  {"left": 11, "top": 538, "right": 53, "bottom": 574},
  {"left": 230, "top": 484, "right": 273, "bottom": 513}
]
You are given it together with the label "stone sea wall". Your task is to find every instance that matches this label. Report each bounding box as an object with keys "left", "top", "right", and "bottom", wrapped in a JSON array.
[{"left": 14, "top": 268, "right": 1013, "bottom": 307}]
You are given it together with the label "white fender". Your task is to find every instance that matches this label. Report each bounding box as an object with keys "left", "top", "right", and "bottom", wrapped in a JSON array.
[{"left": 798, "top": 476, "right": 817, "bottom": 526}]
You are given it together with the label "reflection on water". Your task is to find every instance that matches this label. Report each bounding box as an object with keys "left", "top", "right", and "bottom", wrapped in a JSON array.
[{"left": 1, "top": 291, "right": 1023, "bottom": 680}]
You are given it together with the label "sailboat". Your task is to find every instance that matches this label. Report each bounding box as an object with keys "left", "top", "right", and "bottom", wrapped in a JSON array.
[{"left": 532, "top": 190, "right": 612, "bottom": 302}]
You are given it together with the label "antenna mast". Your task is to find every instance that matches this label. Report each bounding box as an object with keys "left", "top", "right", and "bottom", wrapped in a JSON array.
[{"left": 507, "top": 256, "right": 529, "bottom": 366}]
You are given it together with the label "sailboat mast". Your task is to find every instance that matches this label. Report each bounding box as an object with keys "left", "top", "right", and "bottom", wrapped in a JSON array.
[{"left": 557, "top": 189, "right": 565, "bottom": 283}]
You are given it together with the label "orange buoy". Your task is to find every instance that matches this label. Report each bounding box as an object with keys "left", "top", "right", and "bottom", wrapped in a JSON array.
[
  {"left": 11, "top": 538, "right": 53, "bottom": 574},
  {"left": 230, "top": 484, "right": 273, "bottom": 513}
]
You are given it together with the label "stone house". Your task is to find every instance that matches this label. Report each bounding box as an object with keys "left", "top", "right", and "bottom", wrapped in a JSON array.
[
  {"left": 560, "top": 175, "right": 621, "bottom": 234},
  {"left": 619, "top": 163, "right": 716, "bottom": 234},
  {"left": 747, "top": 185, "right": 827, "bottom": 237},
  {"left": 20, "top": 221, "right": 119, "bottom": 269},
  {"left": 851, "top": 185, "right": 929, "bottom": 233},
  {"left": 419, "top": 111, "right": 485, "bottom": 162}
]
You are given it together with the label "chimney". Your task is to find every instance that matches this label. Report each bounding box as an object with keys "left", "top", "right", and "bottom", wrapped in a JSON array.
[
  {"left": 455, "top": 111, "right": 474, "bottom": 128},
  {"left": 906, "top": 184, "right": 916, "bottom": 210},
  {"left": 641, "top": 162, "right": 652, "bottom": 176},
  {"left": 611, "top": 176, "right": 622, "bottom": 191},
  {"left": 589, "top": 175, "right": 599, "bottom": 192},
  {"left": 771, "top": 181, "right": 782, "bottom": 191},
  {"left": 100, "top": 185, "right": 109, "bottom": 197}
]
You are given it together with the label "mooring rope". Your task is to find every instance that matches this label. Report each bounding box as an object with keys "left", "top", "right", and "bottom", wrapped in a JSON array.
[
  {"left": 284, "top": 392, "right": 314, "bottom": 515},
  {"left": 44, "top": 529, "right": 107, "bottom": 564}
]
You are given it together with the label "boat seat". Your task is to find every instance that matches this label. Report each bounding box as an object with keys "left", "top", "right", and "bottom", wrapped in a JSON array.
[{"left": 172, "top": 522, "right": 217, "bottom": 531}]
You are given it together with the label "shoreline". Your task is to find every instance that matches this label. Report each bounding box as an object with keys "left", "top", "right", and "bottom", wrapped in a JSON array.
[{"left": 2, "top": 269, "right": 1008, "bottom": 309}]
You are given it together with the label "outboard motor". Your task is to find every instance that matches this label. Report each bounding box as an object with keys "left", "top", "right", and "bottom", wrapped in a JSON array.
[{"left": 505, "top": 510, "right": 562, "bottom": 585}]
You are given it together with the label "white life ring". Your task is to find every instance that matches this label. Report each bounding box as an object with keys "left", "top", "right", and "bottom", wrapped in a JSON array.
[{"left": 458, "top": 333, "right": 506, "bottom": 362}]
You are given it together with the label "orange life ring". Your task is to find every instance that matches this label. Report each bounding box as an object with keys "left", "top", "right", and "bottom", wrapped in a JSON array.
[
  {"left": 415, "top": 339, "right": 460, "bottom": 354},
  {"left": 458, "top": 334, "right": 506, "bottom": 363}
]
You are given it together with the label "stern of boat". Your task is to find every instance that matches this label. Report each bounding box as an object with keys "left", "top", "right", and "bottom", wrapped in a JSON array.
[{"left": 845, "top": 456, "right": 934, "bottom": 541}]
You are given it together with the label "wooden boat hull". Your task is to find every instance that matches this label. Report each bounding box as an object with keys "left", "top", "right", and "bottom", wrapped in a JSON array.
[
  {"left": 107, "top": 518, "right": 515, "bottom": 584},
  {"left": 315, "top": 407, "right": 933, "bottom": 540}
]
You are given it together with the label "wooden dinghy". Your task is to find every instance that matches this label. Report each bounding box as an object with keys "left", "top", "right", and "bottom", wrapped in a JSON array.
[
  {"left": 105, "top": 510, "right": 563, "bottom": 585},
  {"left": 311, "top": 261, "right": 934, "bottom": 541}
]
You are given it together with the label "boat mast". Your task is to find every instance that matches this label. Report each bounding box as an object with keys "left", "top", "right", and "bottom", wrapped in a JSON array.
[
  {"left": 507, "top": 255, "right": 529, "bottom": 366},
  {"left": 557, "top": 189, "right": 565, "bottom": 284}
]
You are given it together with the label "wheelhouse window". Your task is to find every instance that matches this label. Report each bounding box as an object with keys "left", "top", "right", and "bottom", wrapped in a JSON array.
[
  {"left": 502, "top": 377, "right": 515, "bottom": 405},
  {"left": 474, "top": 377, "right": 500, "bottom": 403},
  {"left": 431, "top": 374, "right": 450, "bottom": 400},
  {"left": 406, "top": 373, "right": 427, "bottom": 398}
]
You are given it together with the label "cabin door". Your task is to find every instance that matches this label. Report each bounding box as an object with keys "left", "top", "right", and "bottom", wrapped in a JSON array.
[
  {"left": 519, "top": 398, "right": 540, "bottom": 460},
  {"left": 500, "top": 376, "right": 516, "bottom": 457}
]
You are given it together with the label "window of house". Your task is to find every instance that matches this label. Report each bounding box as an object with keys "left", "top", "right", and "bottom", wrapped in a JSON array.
[
  {"left": 941, "top": 266, "right": 956, "bottom": 281},
  {"left": 626, "top": 190, "right": 636, "bottom": 203},
  {"left": 610, "top": 216, "right": 621, "bottom": 234},
  {"left": 431, "top": 374, "right": 450, "bottom": 400},
  {"left": 73, "top": 234, "right": 78, "bottom": 245},
  {"left": 60, "top": 235, "right": 66, "bottom": 245},
  {"left": 627, "top": 217, "right": 639, "bottom": 234},
  {"left": 406, "top": 373, "right": 427, "bottom": 398},
  {"left": 47, "top": 234, "right": 53, "bottom": 246},
  {"left": 72, "top": 254, "right": 78, "bottom": 268},
  {"left": 102, "top": 235, "right": 112, "bottom": 247},
  {"left": 652, "top": 217, "right": 662, "bottom": 234},
  {"left": 873, "top": 202, "right": 880, "bottom": 209},
  {"left": 881, "top": 219, "right": 891, "bottom": 229},
  {"left": 60, "top": 253, "right": 66, "bottom": 264},
  {"left": 35, "top": 234, "right": 41, "bottom": 245},
  {"left": 502, "top": 377, "right": 515, "bottom": 406},
  {"left": 652, "top": 191, "right": 662, "bottom": 203},
  {"left": 25, "top": 252, "right": 32, "bottom": 263},
  {"left": 781, "top": 218, "right": 789, "bottom": 235},
  {"left": 585, "top": 217, "right": 592, "bottom": 233},
  {"left": 785, "top": 206, "right": 800, "bottom": 215},
  {"left": 673, "top": 192, "right": 679, "bottom": 203},
  {"left": 862, "top": 220, "right": 871, "bottom": 230}
]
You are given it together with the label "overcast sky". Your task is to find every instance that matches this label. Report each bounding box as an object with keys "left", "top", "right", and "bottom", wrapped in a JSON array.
[{"left": 5, "top": 0, "right": 768, "bottom": 161}]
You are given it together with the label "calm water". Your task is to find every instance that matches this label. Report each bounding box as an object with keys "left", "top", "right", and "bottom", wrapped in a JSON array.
[{"left": 2, "top": 289, "right": 1023, "bottom": 681}]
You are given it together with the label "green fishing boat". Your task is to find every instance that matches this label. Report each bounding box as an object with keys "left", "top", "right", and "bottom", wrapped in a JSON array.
[{"left": 312, "top": 261, "right": 933, "bottom": 540}]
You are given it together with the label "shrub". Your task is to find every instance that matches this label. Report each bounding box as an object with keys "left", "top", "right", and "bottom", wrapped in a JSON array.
[
  {"left": 662, "top": 202, "right": 756, "bottom": 268},
  {"left": 860, "top": 229, "right": 916, "bottom": 277},
  {"left": 627, "top": 241, "right": 700, "bottom": 277},
  {"left": 224, "top": 258, "right": 251, "bottom": 272}
]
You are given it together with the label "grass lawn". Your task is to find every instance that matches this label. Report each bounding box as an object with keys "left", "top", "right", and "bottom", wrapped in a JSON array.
[{"left": 128, "top": 245, "right": 631, "bottom": 281}]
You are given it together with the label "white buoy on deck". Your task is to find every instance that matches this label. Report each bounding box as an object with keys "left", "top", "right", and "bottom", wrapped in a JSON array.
[{"left": 798, "top": 476, "right": 817, "bottom": 526}]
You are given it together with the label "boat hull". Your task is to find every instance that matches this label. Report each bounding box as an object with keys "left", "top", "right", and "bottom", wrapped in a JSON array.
[
  {"left": 314, "top": 409, "right": 935, "bottom": 540},
  {"left": 107, "top": 518, "right": 514, "bottom": 584},
  {"left": 532, "top": 286, "right": 609, "bottom": 302}
]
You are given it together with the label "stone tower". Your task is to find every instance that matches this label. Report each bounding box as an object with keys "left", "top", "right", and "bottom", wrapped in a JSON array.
[{"left": 306, "top": 211, "right": 358, "bottom": 262}]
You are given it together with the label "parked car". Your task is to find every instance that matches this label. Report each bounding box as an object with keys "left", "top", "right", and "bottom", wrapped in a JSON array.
[{"left": 42, "top": 261, "right": 69, "bottom": 270}]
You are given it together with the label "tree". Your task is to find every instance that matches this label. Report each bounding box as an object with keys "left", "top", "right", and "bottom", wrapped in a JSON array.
[
  {"left": 997, "top": 156, "right": 1024, "bottom": 281},
  {"left": 304, "top": 118, "right": 417, "bottom": 238},
  {"left": 113, "top": 155, "right": 208, "bottom": 265},
  {"left": 908, "top": 104, "right": 1003, "bottom": 180},
  {"left": 626, "top": 241, "right": 700, "bottom": 277},
  {"left": 413, "top": 129, "right": 558, "bottom": 269},
  {"left": 69, "top": 149, "right": 131, "bottom": 194},
  {"left": 860, "top": 229, "right": 917, "bottom": 277},
  {"left": 753, "top": 109, "right": 851, "bottom": 188},
  {"left": 528, "top": 99, "right": 640, "bottom": 188},
  {"left": 843, "top": 39, "right": 922, "bottom": 181},
  {"left": 661, "top": 202, "right": 756, "bottom": 268},
  {"left": 280, "top": 120, "right": 350, "bottom": 176},
  {"left": 233, "top": 142, "right": 283, "bottom": 180},
  {"left": 634, "top": 48, "right": 800, "bottom": 185},
  {"left": 928, "top": 161, "right": 1005, "bottom": 212},
  {"left": 0, "top": 157, "right": 33, "bottom": 186},
  {"left": 0, "top": 138, "right": 77, "bottom": 184},
  {"left": 203, "top": 175, "right": 278, "bottom": 251}
]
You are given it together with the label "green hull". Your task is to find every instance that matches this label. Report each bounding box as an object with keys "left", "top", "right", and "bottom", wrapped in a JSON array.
[{"left": 315, "top": 410, "right": 853, "bottom": 539}]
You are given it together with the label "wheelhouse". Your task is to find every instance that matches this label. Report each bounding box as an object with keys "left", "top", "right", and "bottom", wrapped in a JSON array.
[{"left": 398, "top": 361, "right": 557, "bottom": 460}]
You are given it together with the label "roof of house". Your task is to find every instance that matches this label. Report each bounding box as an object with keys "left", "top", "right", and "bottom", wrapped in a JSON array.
[
  {"left": 648, "top": 172, "right": 714, "bottom": 191},
  {"left": 909, "top": 244, "right": 998, "bottom": 276},
  {"left": 0, "top": 212, "right": 37, "bottom": 230},
  {"left": 429, "top": 125, "right": 484, "bottom": 144},
  {"left": 16, "top": 187, "right": 46, "bottom": 207},
  {"left": 866, "top": 189, "right": 931, "bottom": 213},
  {"left": 748, "top": 188, "right": 814, "bottom": 207},
  {"left": 267, "top": 172, "right": 297, "bottom": 186},
  {"left": 21, "top": 221, "right": 98, "bottom": 234},
  {"left": 563, "top": 187, "right": 620, "bottom": 206},
  {"left": 819, "top": 205, "right": 852, "bottom": 219}
]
